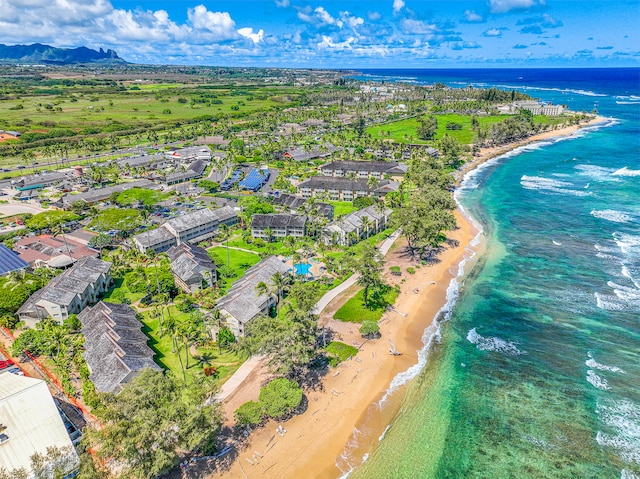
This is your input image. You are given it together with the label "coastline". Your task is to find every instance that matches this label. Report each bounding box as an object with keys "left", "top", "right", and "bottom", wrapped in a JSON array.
[{"left": 203, "top": 115, "right": 608, "bottom": 479}]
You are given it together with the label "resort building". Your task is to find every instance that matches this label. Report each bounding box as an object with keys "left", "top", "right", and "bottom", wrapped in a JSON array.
[
  {"left": 282, "top": 144, "right": 338, "bottom": 162},
  {"left": 16, "top": 257, "right": 112, "bottom": 328},
  {"left": 297, "top": 176, "right": 400, "bottom": 202},
  {"left": 79, "top": 301, "right": 161, "bottom": 394},
  {"left": 319, "top": 160, "right": 407, "bottom": 179},
  {"left": 165, "top": 146, "right": 212, "bottom": 161},
  {"left": 166, "top": 243, "right": 217, "bottom": 293},
  {"left": 163, "top": 158, "right": 209, "bottom": 186},
  {"left": 322, "top": 204, "right": 392, "bottom": 246},
  {"left": 0, "top": 373, "right": 79, "bottom": 478},
  {"left": 58, "top": 179, "right": 157, "bottom": 208},
  {"left": 272, "top": 194, "right": 334, "bottom": 220},
  {"left": 511, "top": 101, "right": 565, "bottom": 116},
  {"left": 215, "top": 256, "right": 290, "bottom": 338},
  {"left": 251, "top": 214, "right": 307, "bottom": 240},
  {"left": 132, "top": 206, "right": 238, "bottom": 253}
]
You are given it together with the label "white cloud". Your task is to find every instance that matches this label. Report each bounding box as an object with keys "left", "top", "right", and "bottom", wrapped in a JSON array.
[
  {"left": 187, "top": 6, "right": 237, "bottom": 40},
  {"left": 482, "top": 28, "right": 505, "bottom": 37},
  {"left": 400, "top": 19, "right": 437, "bottom": 35},
  {"left": 317, "top": 35, "right": 356, "bottom": 49},
  {"left": 393, "top": 0, "right": 405, "bottom": 14},
  {"left": 275, "top": 0, "right": 290, "bottom": 7},
  {"left": 489, "top": 0, "right": 545, "bottom": 14},
  {"left": 463, "top": 10, "right": 484, "bottom": 22},
  {"left": 368, "top": 11, "right": 382, "bottom": 21},
  {"left": 238, "top": 27, "right": 264, "bottom": 44}
]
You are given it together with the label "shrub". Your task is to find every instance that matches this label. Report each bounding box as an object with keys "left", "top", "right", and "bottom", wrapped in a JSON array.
[
  {"left": 406, "top": 267, "right": 416, "bottom": 274},
  {"left": 235, "top": 401, "right": 264, "bottom": 426},
  {"left": 359, "top": 321, "right": 381, "bottom": 339},
  {"left": 353, "top": 196, "right": 375, "bottom": 210},
  {"left": 390, "top": 266, "right": 401, "bottom": 276},
  {"left": 325, "top": 341, "right": 358, "bottom": 366},
  {"left": 259, "top": 378, "right": 303, "bottom": 419}
]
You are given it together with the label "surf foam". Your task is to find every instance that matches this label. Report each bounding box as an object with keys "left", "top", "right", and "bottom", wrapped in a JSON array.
[{"left": 466, "top": 328, "right": 526, "bottom": 356}]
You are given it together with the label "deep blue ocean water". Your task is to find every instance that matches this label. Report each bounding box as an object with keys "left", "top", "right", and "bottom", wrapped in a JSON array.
[{"left": 347, "top": 68, "right": 640, "bottom": 479}]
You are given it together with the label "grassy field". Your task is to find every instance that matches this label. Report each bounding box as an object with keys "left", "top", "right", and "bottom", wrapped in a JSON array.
[
  {"left": 208, "top": 246, "right": 261, "bottom": 291},
  {"left": 327, "top": 200, "right": 356, "bottom": 218},
  {"left": 333, "top": 286, "right": 399, "bottom": 323},
  {"left": 140, "top": 306, "right": 246, "bottom": 384},
  {"left": 367, "top": 114, "right": 505, "bottom": 144},
  {"left": 116, "top": 188, "right": 171, "bottom": 206}
]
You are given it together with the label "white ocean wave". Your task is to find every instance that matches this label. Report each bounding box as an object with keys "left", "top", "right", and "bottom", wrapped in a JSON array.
[
  {"left": 591, "top": 209, "right": 633, "bottom": 224},
  {"left": 616, "top": 95, "right": 640, "bottom": 101},
  {"left": 596, "top": 399, "right": 640, "bottom": 464},
  {"left": 621, "top": 469, "right": 640, "bottom": 479},
  {"left": 608, "top": 281, "right": 640, "bottom": 302},
  {"left": 616, "top": 101, "right": 640, "bottom": 105},
  {"left": 613, "top": 167, "right": 640, "bottom": 177},
  {"left": 586, "top": 352, "right": 625, "bottom": 374},
  {"left": 622, "top": 265, "right": 640, "bottom": 289},
  {"left": 587, "top": 370, "right": 611, "bottom": 390},
  {"left": 575, "top": 164, "right": 623, "bottom": 182},
  {"left": 595, "top": 292, "right": 627, "bottom": 311},
  {"left": 466, "top": 328, "right": 526, "bottom": 355},
  {"left": 613, "top": 232, "right": 640, "bottom": 255},
  {"left": 521, "top": 175, "right": 591, "bottom": 196}
]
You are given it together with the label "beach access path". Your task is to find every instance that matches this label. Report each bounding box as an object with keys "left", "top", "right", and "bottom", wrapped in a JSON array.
[{"left": 216, "top": 229, "right": 402, "bottom": 402}]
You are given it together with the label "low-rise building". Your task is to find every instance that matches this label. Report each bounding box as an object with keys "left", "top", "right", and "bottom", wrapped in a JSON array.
[
  {"left": 272, "top": 194, "right": 334, "bottom": 220},
  {"left": 512, "top": 101, "right": 564, "bottom": 116},
  {"left": 14, "top": 233, "right": 99, "bottom": 268},
  {"left": 166, "top": 243, "right": 216, "bottom": 293},
  {"left": 215, "top": 256, "right": 290, "bottom": 338},
  {"left": 322, "top": 204, "right": 392, "bottom": 246},
  {"left": 165, "top": 146, "right": 212, "bottom": 161},
  {"left": 13, "top": 171, "right": 69, "bottom": 191},
  {"left": 132, "top": 206, "right": 238, "bottom": 253},
  {"left": 251, "top": 214, "right": 307, "bottom": 239},
  {"left": 16, "top": 257, "right": 112, "bottom": 328},
  {"left": 0, "top": 244, "right": 29, "bottom": 276},
  {"left": 79, "top": 301, "right": 161, "bottom": 394},
  {"left": 319, "top": 160, "right": 407, "bottom": 179},
  {"left": 282, "top": 144, "right": 338, "bottom": 162},
  {"left": 0, "top": 373, "right": 79, "bottom": 478},
  {"left": 59, "top": 179, "right": 157, "bottom": 208},
  {"left": 298, "top": 176, "right": 399, "bottom": 202}
]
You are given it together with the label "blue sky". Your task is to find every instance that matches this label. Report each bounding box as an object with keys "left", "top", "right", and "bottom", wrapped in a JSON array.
[{"left": 1, "top": 0, "right": 638, "bottom": 67}]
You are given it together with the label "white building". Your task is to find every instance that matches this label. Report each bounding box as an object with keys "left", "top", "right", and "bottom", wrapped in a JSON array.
[{"left": 0, "top": 373, "right": 79, "bottom": 478}]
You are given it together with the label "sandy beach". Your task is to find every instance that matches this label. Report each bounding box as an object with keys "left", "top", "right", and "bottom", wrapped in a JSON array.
[{"left": 199, "top": 115, "right": 608, "bottom": 479}]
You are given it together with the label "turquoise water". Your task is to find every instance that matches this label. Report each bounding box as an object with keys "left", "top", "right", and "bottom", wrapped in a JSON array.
[
  {"left": 348, "top": 69, "right": 640, "bottom": 479},
  {"left": 294, "top": 263, "right": 312, "bottom": 275}
]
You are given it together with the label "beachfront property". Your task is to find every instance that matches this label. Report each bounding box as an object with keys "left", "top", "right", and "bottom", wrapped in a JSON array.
[
  {"left": 251, "top": 214, "right": 307, "bottom": 240},
  {"left": 166, "top": 243, "right": 217, "bottom": 293},
  {"left": 16, "top": 256, "right": 112, "bottom": 328},
  {"left": 215, "top": 256, "right": 290, "bottom": 338},
  {"left": 319, "top": 160, "right": 408, "bottom": 180},
  {"left": 297, "top": 176, "right": 400, "bottom": 201},
  {"left": 0, "top": 373, "right": 79, "bottom": 478},
  {"left": 132, "top": 206, "right": 238, "bottom": 253},
  {"left": 79, "top": 301, "right": 161, "bottom": 394},
  {"left": 500, "top": 101, "right": 565, "bottom": 116},
  {"left": 14, "top": 232, "right": 99, "bottom": 268},
  {"left": 0, "top": 244, "right": 29, "bottom": 276},
  {"left": 322, "top": 204, "right": 392, "bottom": 246}
]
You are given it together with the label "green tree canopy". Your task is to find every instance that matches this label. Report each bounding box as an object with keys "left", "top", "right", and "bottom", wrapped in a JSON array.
[
  {"left": 238, "top": 196, "right": 274, "bottom": 217},
  {"left": 258, "top": 378, "right": 303, "bottom": 419},
  {"left": 417, "top": 115, "right": 438, "bottom": 140},
  {"left": 25, "top": 210, "right": 79, "bottom": 231},
  {"left": 87, "top": 370, "right": 221, "bottom": 479},
  {"left": 89, "top": 207, "right": 143, "bottom": 232},
  {"left": 354, "top": 243, "right": 384, "bottom": 308}
]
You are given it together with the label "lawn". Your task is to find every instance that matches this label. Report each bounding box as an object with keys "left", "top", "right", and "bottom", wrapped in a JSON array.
[
  {"left": 327, "top": 200, "right": 356, "bottom": 218},
  {"left": 367, "top": 114, "right": 506, "bottom": 145},
  {"left": 325, "top": 341, "right": 358, "bottom": 366},
  {"left": 116, "top": 187, "right": 170, "bottom": 206},
  {"left": 139, "top": 306, "right": 246, "bottom": 384},
  {"left": 208, "top": 246, "right": 261, "bottom": 291},
  {"left": 225, "top": 235, "right": 292, "bottom": 256},
  {"left": 333, "top": 286, "right": 399, "bottom": 323},
  {"left": 102, "top": 277, "right": 146, "bottom": 304}
]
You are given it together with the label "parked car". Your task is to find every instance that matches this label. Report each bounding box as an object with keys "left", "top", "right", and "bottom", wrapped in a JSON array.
[
  {"left": 0, "top": 359, "right": 15, "bottom": 370},
  {"left": 7, "top": 366, "right": 24, "bottom": 376}
]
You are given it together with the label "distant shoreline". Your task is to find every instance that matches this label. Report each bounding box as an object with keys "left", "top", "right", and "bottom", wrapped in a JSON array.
[{"left": 203, "top": 114, "right": 608, "bottom": 479}]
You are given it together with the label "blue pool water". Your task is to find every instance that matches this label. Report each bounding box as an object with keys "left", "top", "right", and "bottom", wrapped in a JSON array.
[{"left": 294, "top": 263, "right": 312, "bottom": 275}]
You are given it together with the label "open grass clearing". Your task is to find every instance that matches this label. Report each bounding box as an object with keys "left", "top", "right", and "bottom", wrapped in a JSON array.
[
  {"left": 333, "top": 286, "right": 399, "bottom": 323},
  {"left": 208, "top": 246, "right": 261, "bottom": 292}
]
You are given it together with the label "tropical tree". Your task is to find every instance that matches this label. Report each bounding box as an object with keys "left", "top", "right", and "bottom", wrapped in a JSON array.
[{"left": 354, "top": 243, "right": 384, "bottom": 308}]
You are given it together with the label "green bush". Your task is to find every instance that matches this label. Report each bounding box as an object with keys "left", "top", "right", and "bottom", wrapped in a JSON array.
[
  {"left": 406, "top": 267, "right": 416, "bottom": 274},
  {"left": 359, "top": 321, "right": 380, "bottom": 339},
  {"left": 325, "top": 341, "right": 358, "bottom": 366},
  {"left": 235, "top": 401, "right": 264, "bottom": 426},
  {"left": 124, "top": 270, "right": 147, "bottom": 294},
  {"left": 389, "top": 265, "right": 401, "bottom": 276},
  {"left": 353, "top": 196, "right": 375, "bottom": 210},
  {"left": 259, "top": 378, "right": 303, "bottom": 419}
]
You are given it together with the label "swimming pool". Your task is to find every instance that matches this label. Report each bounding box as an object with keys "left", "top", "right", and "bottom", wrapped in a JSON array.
[{"left": 294, "top": 263, "right": 312, "bottom": 275}]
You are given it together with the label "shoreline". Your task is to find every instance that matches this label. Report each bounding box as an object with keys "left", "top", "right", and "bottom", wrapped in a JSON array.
[{"left": 202, "top": 115, "right": 608, "bottom": 479}]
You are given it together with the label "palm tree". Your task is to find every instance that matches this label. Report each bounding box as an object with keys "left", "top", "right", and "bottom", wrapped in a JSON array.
[
  {"left": 218, "top": 223, "right": 231, "bottom": 268},
  {"left": 51, "top": 224, "right": 74, "bottom": 264}
]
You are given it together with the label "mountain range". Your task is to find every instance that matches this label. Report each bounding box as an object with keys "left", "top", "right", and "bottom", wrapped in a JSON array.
[{"left": 0, "top": 43, "right": 126, "bottom": 65}]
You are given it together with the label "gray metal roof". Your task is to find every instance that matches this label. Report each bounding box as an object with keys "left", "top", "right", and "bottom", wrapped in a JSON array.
[
  {"left": 167, "top": 243, "right": 216, "bottom": 284},
  {"left": 132, "top": 226, "right": 176, "bottom": 248},
  {"left": 251, "top": 214, "right": 307, "bottom": 229},
  {"left": 62, "top": 179, "right": 156, "bottom": 205},
  {"left": 320, "top": 160, "right": 407, "bottom": 174}
]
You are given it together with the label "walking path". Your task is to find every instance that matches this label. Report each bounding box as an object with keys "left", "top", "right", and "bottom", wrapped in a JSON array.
[{"left": 217, "top": 229, "right": 402, "bottom": 401}]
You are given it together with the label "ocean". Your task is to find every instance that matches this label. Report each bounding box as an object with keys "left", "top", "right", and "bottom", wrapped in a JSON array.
[{"left": 345, "top": 68, "right": 640, "bottom": 478}]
